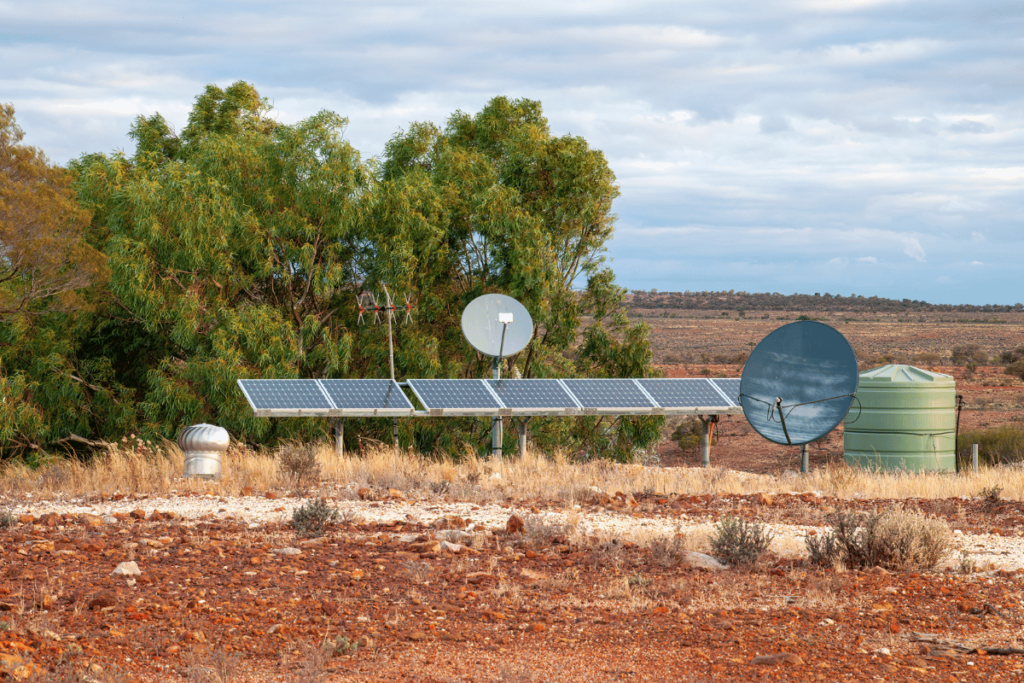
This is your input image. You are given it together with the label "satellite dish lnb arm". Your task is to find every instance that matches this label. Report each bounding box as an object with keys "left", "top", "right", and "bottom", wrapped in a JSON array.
[
  {"left": 774, "top": 397, "right": 792, "bottom": 445},
  {"left": 496, "top": 312, "right": 512, "bottom": 380}
]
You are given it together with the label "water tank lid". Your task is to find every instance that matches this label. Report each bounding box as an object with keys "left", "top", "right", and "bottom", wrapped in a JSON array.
[{"left": 859, "top": 364, "right": 954, "bottom": 385}]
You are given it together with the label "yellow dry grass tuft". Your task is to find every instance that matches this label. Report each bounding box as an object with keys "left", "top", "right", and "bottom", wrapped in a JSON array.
[{"left": 1, "top": 439, "right": 1023, "bottom": 501}]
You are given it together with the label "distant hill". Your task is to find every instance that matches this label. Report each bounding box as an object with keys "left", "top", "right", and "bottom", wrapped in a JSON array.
[{"left": 626, "top": 290, "right": 1024, "bottom": 314}]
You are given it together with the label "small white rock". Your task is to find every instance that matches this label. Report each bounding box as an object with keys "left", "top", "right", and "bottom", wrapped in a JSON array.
[
  {"left": 272, "top": 547, "right": 302, "bottom": 556},
  {"left": 440, "top": 540, "right": 465, "bottom": 554},
  {"left": 111, "top": 561, "right": 141, "bottom": 577}
]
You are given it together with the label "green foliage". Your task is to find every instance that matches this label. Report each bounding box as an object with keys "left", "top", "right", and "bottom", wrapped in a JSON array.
[
  {"left": 0, "top": 508, "right": 15, "bottom": 528},
  {"left": 709, "top": 515, "right": 774, "bottom": 567},
  {"left": 999, "top": 345, "right": 1024, "bottom": 365},
  {"left": 957, "top": 426, "right": 1024, "bottom": 467},
  {"left": 671, "top": 417, "right": 712, "bottom": 454},
  {"left": 1005, "top": 359, "right": 1024, "bottom": 381},
  {"left": 292, "top": 498, "right": 340, "bottom": 538},
  {"left": 806, "top": 509, "right": 951, "bottom": 571},
  {"left": 0, "top": 85, "right": 659, "bottom": 460}
]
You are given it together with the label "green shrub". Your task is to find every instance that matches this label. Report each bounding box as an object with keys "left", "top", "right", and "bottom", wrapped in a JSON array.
[
  {"left": 292, "top": 498, "right": 340, "bottom": 538},
  {"left": 951, "top": 344, "right": 987, "bottom": 366},
  {"left": 710, "top": 516, "right": 774, "bottom": 567},
  {"left": 957, "top": 426, "right": 1024, "bottom": 467},
  {"left": 806, "top": 508, "right": 951, "bottom": 571},
  {"left": 1005, "top": 359, "right": 1024, "bottom": 381},
  {"left": 1000, "top": 345, "right": 1024, "bottom": 365},
  {"left": 671, "top": 418, "right": 704, "bottom": 453},
  {"left": 0, "top": 510, "right": 15, "bottom": 529}
]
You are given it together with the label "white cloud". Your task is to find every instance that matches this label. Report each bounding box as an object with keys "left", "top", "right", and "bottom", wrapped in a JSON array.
[
  {"left": 900, "top": 236, "right": 927, "bottom": 262},
  {"left": 858, "top": 256, "right": 878, "bottom": 264},
  {"left": 3, "top": 0, "right": 1022, "bottom": 304}
]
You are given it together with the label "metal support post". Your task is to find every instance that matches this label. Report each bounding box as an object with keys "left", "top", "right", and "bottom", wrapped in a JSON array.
[
  {"left": 700, "top": 416, "right": 711, "bottom": 468},
  {"left": 393, "top": 418, "right": 399, "bottom": 449},
  {"left": 972, "top": 443, "right": 979, "bottom": 473},
  {"left": 801, "top": 443, "right": 809, "bottom": 474},
  {"left": 518, "top": 419, "right": 529, "bottom": 457},
  {"left": 491, "top": 357, "right": 502, "bottom": 461},
  {"left": 333, "top": 418, "right": 345, "bottom": 456}
]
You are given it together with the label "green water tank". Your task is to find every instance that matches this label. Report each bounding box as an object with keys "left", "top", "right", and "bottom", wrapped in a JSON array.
[{"left": 844, "top": 365, "right": 956, "bottom": 472}]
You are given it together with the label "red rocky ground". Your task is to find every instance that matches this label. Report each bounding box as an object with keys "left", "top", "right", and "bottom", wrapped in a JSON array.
[{"left": 3, "top": 493, "right": 1024, "bottom": 682}]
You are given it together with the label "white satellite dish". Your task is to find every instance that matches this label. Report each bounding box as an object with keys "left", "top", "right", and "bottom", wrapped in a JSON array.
[{"left": 461, "top": 294, "right": 533, "bottom": 359}]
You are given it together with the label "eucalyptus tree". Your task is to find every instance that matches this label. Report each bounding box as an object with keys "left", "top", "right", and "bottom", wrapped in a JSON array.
[
  {"left": 2, "top": 85, "right": 658, "bottom": 460},
  {"left": 0, "top": 104, "right": 110, "bottom": 455},
  {"left": 69, "top": 82, "right": 369, "bottom": 443},
  {"left": 375, "top": 97, "right": 660, "bottom": 460}
]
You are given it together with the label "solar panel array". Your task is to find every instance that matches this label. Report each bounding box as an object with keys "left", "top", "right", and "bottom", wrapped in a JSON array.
[
  {"left": 238, "top": 379, "right": 414, "bottom": 417},
  {"left": 239, "top": 377, "right": 743, "bottom": 417}
]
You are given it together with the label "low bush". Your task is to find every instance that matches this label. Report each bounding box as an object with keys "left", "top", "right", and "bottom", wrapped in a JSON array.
[
  {"left": 1005, "top": 359, "right": 1024, "bottom": 381},
  {"left": 0, "top": 509, "right": 15, "bottom": 529},
  {"left": 951, "top": 344, "right": 988, "bottom": 367},
  {"left": 1000, "top": 345, "right": 1024, "bottom": 365},
  {"left": 709, "top": 516, "right": 774, "bottom": 567},
  {"left": 957, "top": 426, "right": 1024, "bottom": 467},
  {"left": 277, "top": 442, "right": 321, "bottom": 492},
  {"left": 806, "top": 508, "right": 951, "bottom": 571},
  {"left": 291, "top": 498, "right": 340, "bottom": 538}
]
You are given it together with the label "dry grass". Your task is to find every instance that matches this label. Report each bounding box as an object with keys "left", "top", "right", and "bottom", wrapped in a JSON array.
[{"left": 2, "top": 439, "right": 1024, "bottom": 502}]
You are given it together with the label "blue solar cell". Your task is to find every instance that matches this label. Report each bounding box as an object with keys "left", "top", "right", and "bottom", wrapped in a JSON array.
[
  {"left": 486, "top": 379, "right": 578, "bottom": 409},
  {"left": 637, "top": 379, "right": 730, "bottom": 408},
  {"left": 561, "top": 379, "right": 655, "bottom": 409},
  {"left": 408, "top": 379, "right": 502, "bottom": 411},
  {"left": 319, "top": 380, "right": 413, "bottom": 411},
  {"left": 237, "top": 379, "right": 333, "bottom": 411},
  {"left": 710, "top": 378, "right": 741, "bottom": 405}
]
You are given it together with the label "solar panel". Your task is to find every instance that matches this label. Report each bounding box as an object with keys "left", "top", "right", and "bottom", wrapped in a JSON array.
[
  {"left": 710, "top": 378, "right": 741, "bottom": 405},
  {"left": 560, "top": 379, "right": 657, "bottom": 414},
  {"left": 637, "top": 378, "right": 733, "bottom": 411},
  {"left": 407, "top": 379, "right": 503, "bottom": 415},
  {"left": 486, "top": 379, "right": 580, "bottom": 415},
  {"left": 237, "top": 379, "right": 333, "bottom": 416},
  {"left": 318, "top": 379, "right": 414, "bottom": 416}
]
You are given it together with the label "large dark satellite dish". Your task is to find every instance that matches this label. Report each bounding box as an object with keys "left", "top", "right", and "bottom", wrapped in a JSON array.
[
  {"left": 740, "top": 320, "right": 859, "bottom": 445},
  {"left": 461, "top": 294, "right": 533, "bottom": 358}
]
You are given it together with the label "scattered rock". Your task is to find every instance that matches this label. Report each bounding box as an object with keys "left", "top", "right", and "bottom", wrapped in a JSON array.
[
  {"left": 387, "top": 488, "right": 405, "bottom": 500},
  {"left": 88, "top": 592, "right": 118, "bottom": 610},
  {"left": 407, "top": 630, "right": 428, "bottom": 642},
  {"left": 111, "top": 561, "right": 141, "bottom": 577},
  {"left": 440, "top": 540, "right": 465, "bottom": 554},
  {"left": 17, "top": 514, "right": 35, "bottom": 524},
  {"left": 272, "top": 547, "right": 302, "bottom": 556},
  {"left": 409, "top": 540, "right": 440, "bottom": 554},
  {"left": 357, "top": 488, "right": 372, "bottom": 500},
  {"left": 506, "top": 515, "right": 525, "bottom": 534},
  {"left": 130, "top": 509, "right": 147, "bottom": 519},
  {"left": 241, "top": 486, "right": 254, "bottom": 496},
  {"left": 265, "top": 491, "right": 278, "bottom": 500},
  {"left": 38, "top": 512, "right": 62, "bottom": 527},
  {"left": 79, "top": 514, "right": 104, "bottom": 527},
  {"left": 752, "top": 653, "right": 805, "bottom": 666},
  {"left": 683, "top": 551, "right": 728, "bottom": 571},
  {"left": 149, "top": 510, "right": 164, "bottom": 522}
]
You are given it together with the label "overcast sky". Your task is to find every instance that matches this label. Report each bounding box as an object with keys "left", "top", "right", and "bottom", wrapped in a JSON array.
[{"left": 3, "top": 0, "right": 1022, "bottom": 305}]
